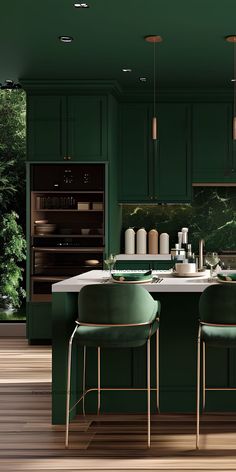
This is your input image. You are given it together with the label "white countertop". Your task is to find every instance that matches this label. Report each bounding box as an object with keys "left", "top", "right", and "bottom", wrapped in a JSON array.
[
  {"left": 116, "top": 254, "right": 171, "bottom": 260},
  {"left": 52, "top": 269, "right": 220, "bottom": 293}
]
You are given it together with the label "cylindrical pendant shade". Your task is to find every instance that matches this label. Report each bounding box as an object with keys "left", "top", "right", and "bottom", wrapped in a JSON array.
[
  {"left": 152, "top": 116, "right": 157, "bottom": 140},
  {"left": 233, "top": 116, "right": 236, "bottom": 140}
]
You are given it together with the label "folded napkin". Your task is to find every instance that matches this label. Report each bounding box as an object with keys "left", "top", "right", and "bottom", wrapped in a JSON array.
[
  {"left": 217, "top": 273, "right": 236, "bottom": 282},
  {"left": 112, "top": 270, "right": 152, "bottom": 282}
]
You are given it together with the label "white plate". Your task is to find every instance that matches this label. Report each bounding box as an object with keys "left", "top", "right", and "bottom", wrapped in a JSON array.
[
  {"left": 172, "top": 272, "right": 207, "bottom": 278},
  {"left": 217, "top": 278, "right": 236, "bottom": 284}
]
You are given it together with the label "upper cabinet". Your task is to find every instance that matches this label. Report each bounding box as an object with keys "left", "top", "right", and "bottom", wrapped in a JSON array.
[
  {"left": 192, "top": 103, "right": 236, "bottom": 183},
  {"left": 156, "top": 103, "right": 191, "bottom": 202},
  {"left": 27, "top": 95, "right": 108, "bottom": 162},
  {"left": 119, "top": 103, "right": 152, "bottom": 202},
  {"left": 119, "top": 102, "right": 191, "bottom": 203}
]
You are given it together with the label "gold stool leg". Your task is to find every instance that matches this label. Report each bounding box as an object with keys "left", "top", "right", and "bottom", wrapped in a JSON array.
[
  {"left": 147, "top": 338, "right": 151, "bottom": 448},
  {"left": 196, "top": 325, "right": 201, "bottom": 449},
  {"left": 65, "top": 326, "right": 77, "bottom": 448},
  {"left": 156, "top": 329, "right": 159, "bottom": 412},
  {"left": 202, "top": 342, "right": 206, "bottom": 411},
  {"left": 97, "top": 346, "right": 101, "bottom": 415},
  {"left": 82, "top": 346, "right": 86, "bottom": 416}
]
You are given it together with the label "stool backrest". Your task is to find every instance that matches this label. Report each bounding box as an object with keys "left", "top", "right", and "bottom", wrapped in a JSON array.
[
  {"left": 78, "top": 283, "right": 158, "bottom": 325},
  {"left": 199, "top": 284, "right": 236, "bottom": 324}
]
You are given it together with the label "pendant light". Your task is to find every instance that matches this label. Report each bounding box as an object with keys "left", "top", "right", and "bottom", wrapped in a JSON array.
[
  {"left": 226, "top": 35, "right": 236, "bottom": 140},
  {"left": 145, "top": 35, "right": 162, "bottom": 140}
]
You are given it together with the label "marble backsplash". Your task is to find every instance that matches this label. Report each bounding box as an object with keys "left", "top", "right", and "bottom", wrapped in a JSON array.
[{"left": 121, "top": 188, "right": 236, "bottom": 254}]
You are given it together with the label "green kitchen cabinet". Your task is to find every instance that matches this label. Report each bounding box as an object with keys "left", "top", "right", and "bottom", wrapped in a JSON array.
[
  {"left": 156, "top": 103, "right": 191, "bottom": 202},
  {"left": 119, "top": 103, "right": 191, "bottom": 203},
  {"left": 27, "top": 95, "right": 108, "bottom": 162},
  {"left": 26, "top": 302, "right": 52, "bottom": 342},
  {"left": 119, "top": 103, "right": 152, "bottom": 202},
  {"left": 67, "top": 96, "right": 107, "bottom": 162},
  {"left": 27, "top": 96, "right": 66, "bottom": 161},
  {"left": 192, "top": 103, "right": 236, "bottom": 183}
]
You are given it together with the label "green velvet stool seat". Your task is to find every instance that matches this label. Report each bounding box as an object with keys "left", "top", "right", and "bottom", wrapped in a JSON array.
[
  {"left": 196, "top": 283, "right": 236, "bottom": 448},
  {"left": 65, "top": 283, "right": 160, "bottom": 448}
]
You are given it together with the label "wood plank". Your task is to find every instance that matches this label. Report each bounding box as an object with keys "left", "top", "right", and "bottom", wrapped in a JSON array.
[{"left": 1, "top": 337, "right": 236, "bottom": 471}]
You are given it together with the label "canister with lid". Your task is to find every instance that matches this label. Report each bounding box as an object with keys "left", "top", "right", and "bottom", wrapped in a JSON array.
[
  {"left": 124, "top": 228, "right": 135, "bottom": 255},
  {"left": 148, "top": 229, "right": 158, "bottom": 254},
  {"left": 159, "top": 233, "right": 169, "bottom": 255},
  {"left": 136, "top": 228, "right": 147, "bottom": 254}
]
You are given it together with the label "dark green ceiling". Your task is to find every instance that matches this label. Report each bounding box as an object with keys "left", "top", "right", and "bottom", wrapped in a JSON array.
[{"left": 1, "top": 0, "right": 236, "bottom": 90}]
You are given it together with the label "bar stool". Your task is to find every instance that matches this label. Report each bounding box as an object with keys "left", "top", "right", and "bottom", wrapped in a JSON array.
[
  {"left": 196, "top": 283, "right": 236, "bottom": 449},
  {"left": 65, "top": 283, "right": 160, "bottom": 448}
]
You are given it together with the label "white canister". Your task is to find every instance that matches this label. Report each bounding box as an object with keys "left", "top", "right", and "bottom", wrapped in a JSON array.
[
  {"left": 159, "top": 233, "right": 169, "bottom": 255},
  {"left": 124, "top": 227, "right": 135, "bottom": 255},
  {"left": 136, "top": 228, "right": 147, "bottom": 254},
  {"left": 148, "top": 229, "right": 158, "bottom": 254}
]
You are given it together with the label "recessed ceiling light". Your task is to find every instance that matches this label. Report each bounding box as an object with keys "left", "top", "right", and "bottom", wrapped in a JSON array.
[
  {"left": 122, "top": 68, "right": 132, "bottom": 73},
  {"left": 74, "top": 2, "right": 89, "bottom": 7},
  {"left": 139, "top": 77, "right": 147, "bottom": 82},
  {"left": 59, "top": 36, "right": 74, "bottom": 43}
]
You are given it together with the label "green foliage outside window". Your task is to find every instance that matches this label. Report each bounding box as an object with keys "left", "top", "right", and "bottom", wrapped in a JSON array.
[
  {"left": 0, "top": 212, "right": 26, "bottom": 308},
  {"left": 0, "top": 90, "right": 26, "bottom": 310}
]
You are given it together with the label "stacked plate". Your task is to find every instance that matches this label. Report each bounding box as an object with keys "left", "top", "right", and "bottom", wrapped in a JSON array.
[
  {"left": 111, "top": 270, "right": 153, "bottom": 284},
  {"left": 35, "top": 223, "right": 56, "bottom": 235},
  {"left": 217, "top": 273, "right": 236, "bottom": 283}
]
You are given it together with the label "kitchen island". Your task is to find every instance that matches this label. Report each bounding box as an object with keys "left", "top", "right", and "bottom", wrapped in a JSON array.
[{"left": 52, "top": 270, "right": 236, "bottom": 424}]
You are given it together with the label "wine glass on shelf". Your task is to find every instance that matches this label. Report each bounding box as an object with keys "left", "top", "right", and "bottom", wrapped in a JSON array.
[
  {"left": 104, "top": 254, "right": 116, "bottom": 277},
  {"left": 205, "top": 252, "right": 220, "bottom": 280}
]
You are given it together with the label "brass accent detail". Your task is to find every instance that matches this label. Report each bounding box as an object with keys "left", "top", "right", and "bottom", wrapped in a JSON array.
[
  {"left": 76, "top": 319, "right": 158, "bottom": 328},
  {"left": 145, "top": 35, "right": 163, "bottom": 43},
  {"left": 225, "top": 35, "right": 236, "bottom": 43}
]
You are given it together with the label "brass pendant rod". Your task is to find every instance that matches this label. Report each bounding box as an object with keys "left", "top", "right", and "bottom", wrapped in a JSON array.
[
  {"left": 234, "top": 40, "right": 236, "bottom": 139},
  {"left": 145, "top": 35, "right": 162, "bottom": 141},
  {"left": 225, "top": 35, "right": 236, "bottom": 140}
]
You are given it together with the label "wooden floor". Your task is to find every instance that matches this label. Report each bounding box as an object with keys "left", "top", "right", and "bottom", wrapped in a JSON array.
[{"left": 1, "top": 339, "right": 236, "bottom": 472}]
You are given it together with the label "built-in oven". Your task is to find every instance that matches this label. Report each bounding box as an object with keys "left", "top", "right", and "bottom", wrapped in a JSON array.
[{"left": 30, "top": 164, "right": 105, "bottom": 302}]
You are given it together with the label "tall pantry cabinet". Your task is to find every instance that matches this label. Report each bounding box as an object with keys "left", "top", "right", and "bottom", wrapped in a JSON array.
[{"left": 24, "top": 84, "right": 120, "bottom": 342}]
